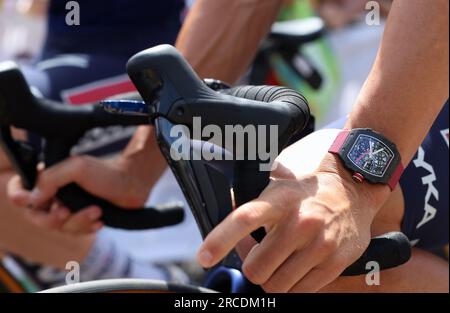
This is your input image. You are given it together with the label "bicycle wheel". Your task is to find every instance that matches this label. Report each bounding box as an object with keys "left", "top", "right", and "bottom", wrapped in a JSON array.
[{"left": 40, "top": 279, "right": 216, "bottom": 293}]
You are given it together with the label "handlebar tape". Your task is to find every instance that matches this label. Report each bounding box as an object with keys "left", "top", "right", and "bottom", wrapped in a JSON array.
[
  {"left": 341, "top": 232, "right": 412, "bottom": 276},
  {"left": 221, "top": 85, "right": 309, "bottom": 242},
  {"left": 58, "top": 183, "right": 185, "bottom": 230}
]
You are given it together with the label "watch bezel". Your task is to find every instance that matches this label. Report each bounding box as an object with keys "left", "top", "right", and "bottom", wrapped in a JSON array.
[{"left": 338, "top": 129, "right": 401, "bottom": 185}]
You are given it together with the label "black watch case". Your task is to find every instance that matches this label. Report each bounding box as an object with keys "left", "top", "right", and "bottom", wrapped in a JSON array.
[{"left": 337, "top": 128, "right": 401, "bottom": 185}]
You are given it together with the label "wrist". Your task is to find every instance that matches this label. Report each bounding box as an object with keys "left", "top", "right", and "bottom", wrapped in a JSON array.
[
  {"left": 317, "top": 153, "right": 391, "bottom": 213},
  {"left": 116, "top": 127, "right": 167, "bottom": 196},
  {"left": 119, "top": 126, "right": 162, "bottom": 178}
]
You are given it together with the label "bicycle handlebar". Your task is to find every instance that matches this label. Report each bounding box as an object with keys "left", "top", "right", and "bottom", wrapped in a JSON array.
[
  {"left": 0, "top": 42, "right": 412, "bottom": 276},
  {"left": 0, "top": 62, "right": 184, "bottom": 230},
  {"left": 122, "top": 45, "right": 411, "bottom": 276},
  {"left": 341, "top": 231, "right": 411, "bottom": 276}
]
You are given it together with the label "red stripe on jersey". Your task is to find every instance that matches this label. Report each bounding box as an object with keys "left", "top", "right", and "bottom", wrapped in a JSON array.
[{"left": 64, "top": 79, "right": 136, "bottom": 105}]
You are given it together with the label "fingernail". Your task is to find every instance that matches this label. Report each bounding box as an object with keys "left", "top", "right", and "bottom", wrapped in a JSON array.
[
  {"left": 30, "top": 188, "right": 43, "bottom": 205},
  {"left": 198, "top": 250, "right": 213, "bottom": 267}
]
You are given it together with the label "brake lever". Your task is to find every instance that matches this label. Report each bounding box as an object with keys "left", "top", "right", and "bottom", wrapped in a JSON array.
[
  {"left": 101, "top": 78, "right": 230, "bottom": 115},
  {"left": 0, "top": 62, "right": 184, "bottom": 230}
]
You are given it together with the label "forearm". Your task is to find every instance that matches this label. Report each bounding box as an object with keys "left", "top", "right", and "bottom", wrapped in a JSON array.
[
  {"left": 118, "top": 126, "right": 166, "bottom": 192},
  {"left": 346, "top": 0, "right": 449, "bottom": 165},
  {"left": 176, "top": 0, "right": 283, "bottom": 83},
  {"left": 320, "top": 248, "right": 449, "bottom": 293}
]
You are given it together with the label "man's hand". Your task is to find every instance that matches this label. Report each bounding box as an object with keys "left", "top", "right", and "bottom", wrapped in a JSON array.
[
  {"left": 6, "top": 126, "right": 166, "bottom": 235},
  {"left": 197, "top": 129, "right": 390, "bottom": 292},
  {"left": 6, "top": 155, "right": 141, "bottom": 235},
  {"left": 8, "top": 172, "right": 103, "bottom": 235}
]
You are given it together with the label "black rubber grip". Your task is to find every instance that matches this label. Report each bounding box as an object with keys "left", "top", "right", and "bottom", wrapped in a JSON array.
[
  {"left": 223, "top": 85, "right": 310, "bottom": 122},
  {"left": 58, "top": 184, "right": 185, "bottom": 230},
  {"left": 341, "top": 232, "right": 412, "bottom": 276}
]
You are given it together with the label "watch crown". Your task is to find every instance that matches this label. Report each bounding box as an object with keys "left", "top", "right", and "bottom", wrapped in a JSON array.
[{"left": 352, "top": 172, "right": 365, "bottom": 183}]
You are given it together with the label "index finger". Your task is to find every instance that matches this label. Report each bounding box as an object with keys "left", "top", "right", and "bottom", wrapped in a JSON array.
[
  {"left": 197, "top": 198, "right": 280, "bottom": 268},
  {"left": 30, "top": 156, "right": 89, "bottom": 208}
]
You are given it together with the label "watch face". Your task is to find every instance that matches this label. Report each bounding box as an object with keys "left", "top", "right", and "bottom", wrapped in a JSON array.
[{"left": 347, "top": 134, "right": 394, "bottom": 177}]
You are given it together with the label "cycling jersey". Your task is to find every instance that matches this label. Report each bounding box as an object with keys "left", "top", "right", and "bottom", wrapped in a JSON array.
[
  {"left": 44, "top": 0, "right": 185, "bottom": 57},
  {"left": 400, "top": 102, "right": 449, "bottom": 252}
]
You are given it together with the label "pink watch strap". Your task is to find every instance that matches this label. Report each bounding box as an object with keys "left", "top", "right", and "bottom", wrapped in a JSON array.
[
  {"left": 388, "top": 163, "right": 404, "bottom": 190},
  {"left": 329, "top": 130, "right": 350, "bottom": 153},
  {"left": 329, "top": 130, "right": 404, "bottom": 191}
]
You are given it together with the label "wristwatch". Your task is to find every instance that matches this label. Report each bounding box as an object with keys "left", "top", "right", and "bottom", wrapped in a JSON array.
[{"left": 328, "top": 128, "right": 404, "bottom": 190}]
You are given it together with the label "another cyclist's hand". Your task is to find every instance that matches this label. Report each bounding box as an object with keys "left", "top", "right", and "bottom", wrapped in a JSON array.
[
  {"left": 197, "top": 129, "right": 391, "bottom": 293},
  {"left": 7, "top": 154, "right": 152, "bottom": 235},
  {"left": 7, "top": 126, "right": 165, "bottom": 235},
  {"left": 7, "top": 173, "right": 104, "bottom": 235}
]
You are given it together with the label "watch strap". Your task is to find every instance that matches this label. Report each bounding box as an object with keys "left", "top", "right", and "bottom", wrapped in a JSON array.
[
  {"left": 387, "top": 163, "right": 404, "bottom": 190},
  {"left": 329, "top": 130, "right": 350, "bottom": 154}
]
